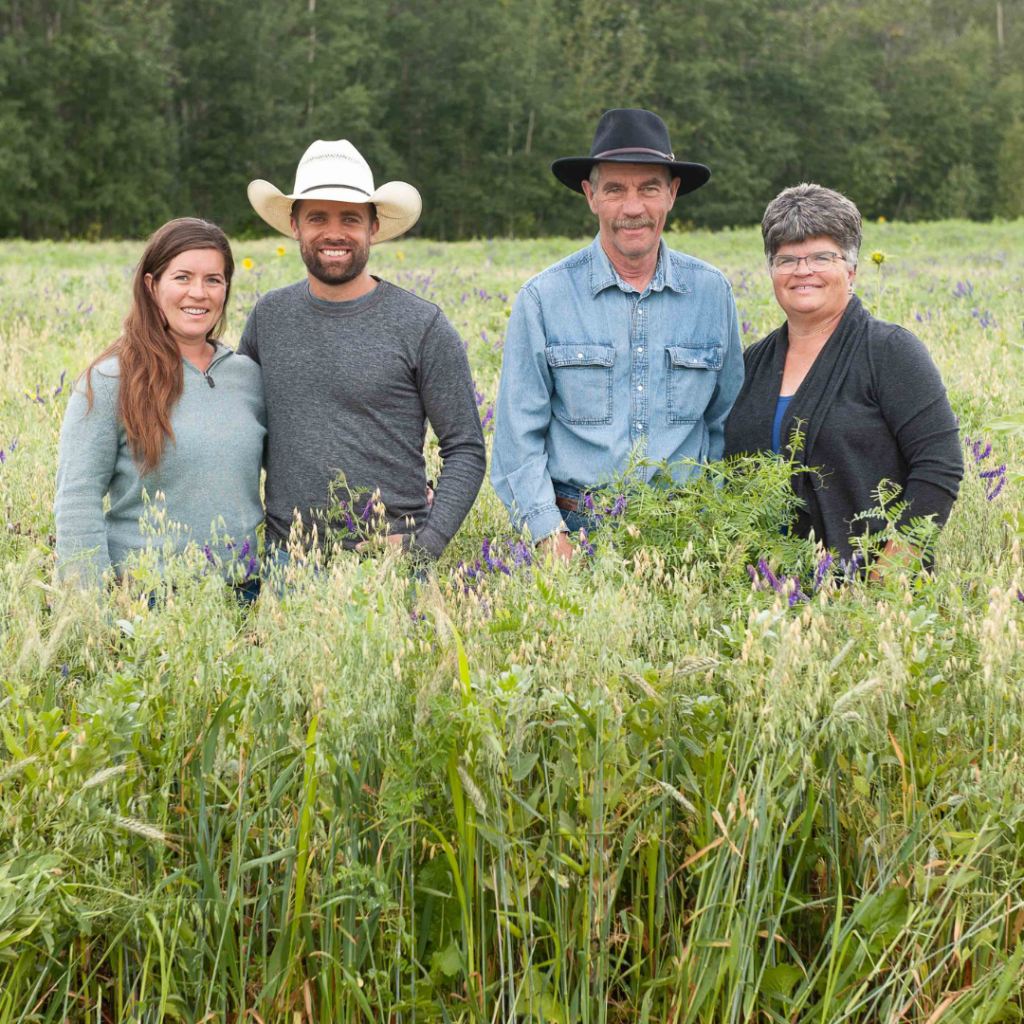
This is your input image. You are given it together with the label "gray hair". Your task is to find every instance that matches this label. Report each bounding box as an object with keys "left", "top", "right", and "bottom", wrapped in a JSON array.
[{"left": 761, "top": 183, "right": 862, "bottom": 270}]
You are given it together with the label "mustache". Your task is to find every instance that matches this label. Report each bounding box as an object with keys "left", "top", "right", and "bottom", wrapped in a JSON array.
[{"left": 612, "top": 216, "right": 656, "bottom": 231}]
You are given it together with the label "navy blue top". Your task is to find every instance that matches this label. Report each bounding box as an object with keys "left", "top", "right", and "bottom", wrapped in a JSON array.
[{"left": 771, "top": 394, "right": 794, "bottom": 454}]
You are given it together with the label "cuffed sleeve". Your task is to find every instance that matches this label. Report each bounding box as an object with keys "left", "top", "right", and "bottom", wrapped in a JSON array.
[{"left": 490, "top": 285, "right": 565, "bottom": 543}]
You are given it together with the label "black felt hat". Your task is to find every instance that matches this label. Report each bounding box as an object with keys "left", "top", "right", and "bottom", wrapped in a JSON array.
[{"left": 552, "top": 108, "right": 711, "bottom": 196}]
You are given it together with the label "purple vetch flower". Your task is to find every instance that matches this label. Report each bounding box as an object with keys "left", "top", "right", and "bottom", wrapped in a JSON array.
[
  {"left": 474, "top": 384, "right": 485, "bottom": 406},
  {"left": 244, "top": 556, "right": 258, "bottom": 580},
  {"left": 482, "top": 536, "right": 497, "bottom": 571},
  {"left": 609, "top": 495, "right": 628, "bottom": 517},
  {"left": 757, "top": 557, "right": 782, "bottom": 592},
  {"left": 510, "top": 540, "right": 532, "bottom": 568},
  {"left": 747, "top": 564, "right": 763, "bottom": 590},
  {"left": 61, "top": 663, "right": 68, "bottom": 678},
  {"left": 979, "top": 463, "right": 1006, "bottom": 480},
  {"left": 461, "top": 292, "right": 468, "bottom": 302},
  {"left": 987, "top": 477, "right": 1006, "bottom": 501},
  {"left": 0, "top": 450, "right": 4, "bottom": 465},
  {"left": 583, "top": 493, "right": 595, "bottom": 513},
  {"left": 840, "top": 553, "right": 862, "bottom": 581},
  {"left": 203, "top": 544, "right": 216, "bottom": 565},
  {"left": 813, "top": 552, "right": 834, "bottom": 591},
  {"left": 578, "top": 529, "right": 595, "bottom": 557},
  {"left": 787, "top": 578, "right": 809, "bottom": 606},
  {"left": 9, "top": 438, "right": 16, "bottom": 452},
  {"left": 481, "top": 405, "right": 494, "bottom": 431},
  {"left": 1017, "top": 588, "right": 1024, "bottom": 602},
  {"left": 239, "top": 538, "right": 250, "bottom": 559},
  {"left": 338, "top": 501, "right": 357, "bottom": 533},
  {"left": 361, "top": 496, "right": 375, "bottom": 522},
  {"left": 53, "top": 370, "right": 66, "bottom": 397},
  {"left": 742, "top": 320, "right": 752, "bottom": 335}
]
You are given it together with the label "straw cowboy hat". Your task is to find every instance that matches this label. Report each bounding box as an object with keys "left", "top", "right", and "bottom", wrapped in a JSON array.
[
  {"left": 552, "top": 108, "right": 711, "bottom": 196},
  {"left": 248, "top": 139, "right": 422, "bottom": 243}
]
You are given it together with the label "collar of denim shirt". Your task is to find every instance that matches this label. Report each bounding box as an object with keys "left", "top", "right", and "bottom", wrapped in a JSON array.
[{"left": 587, "top": 234, "right": 691, "bottom": 299}]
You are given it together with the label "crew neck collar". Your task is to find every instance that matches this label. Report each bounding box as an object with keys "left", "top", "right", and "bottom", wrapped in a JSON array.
[{"left": 302, "top": 277, "right": 386, "bottom": 315}]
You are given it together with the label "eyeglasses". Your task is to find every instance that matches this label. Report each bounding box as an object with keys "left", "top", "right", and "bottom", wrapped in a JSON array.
[{"left": 769, "top": 251, "right": 846, "bottom": 274}]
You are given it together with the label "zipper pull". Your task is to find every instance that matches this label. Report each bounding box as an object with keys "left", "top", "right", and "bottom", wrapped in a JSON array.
[{"left": 205, "top": 373, "right": 215, "bottom": 388}]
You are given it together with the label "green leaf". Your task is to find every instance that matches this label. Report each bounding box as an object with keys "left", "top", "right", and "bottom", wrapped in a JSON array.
[
  {"left": 856, "top": 886, "right": 908, "bottom": 939},
  {"left": 510, "top": 750, "right": 539, "bottom": 782},
  {"left": 432, "top": 940, "right": 462, "bottom": 978},
  {"left": 761, "top": 963, "right": 803, "bottom": 999}
]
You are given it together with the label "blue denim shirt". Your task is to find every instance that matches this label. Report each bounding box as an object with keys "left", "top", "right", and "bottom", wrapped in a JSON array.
[{"left": 491, "top": 234, "right": 744, "bottom": 541}]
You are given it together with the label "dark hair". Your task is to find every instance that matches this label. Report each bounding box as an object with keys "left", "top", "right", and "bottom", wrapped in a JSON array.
[
  {"left": 291, "top": 199, "right": 378, "bottom": 225},
  {"left": 83, "top": 217, "right": 234, "bottom": 473}
]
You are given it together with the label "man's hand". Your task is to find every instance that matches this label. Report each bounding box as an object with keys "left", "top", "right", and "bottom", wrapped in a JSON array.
[
  {"left": 536, "top": 530, "right": 575, "bottom": 563},
  {"left": 355, "top": 483, "right": 432, "bottom": 552},
  {"left": 356, "top": 534, "right": 406, "bottom": 553},
  {"left": 870, "top": 537, "right": 919, "bottom": 582}
]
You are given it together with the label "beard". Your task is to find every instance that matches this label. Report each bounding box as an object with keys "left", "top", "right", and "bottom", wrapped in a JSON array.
[{"left": 299, "top": 236, "right": 371, "bottom": 286}]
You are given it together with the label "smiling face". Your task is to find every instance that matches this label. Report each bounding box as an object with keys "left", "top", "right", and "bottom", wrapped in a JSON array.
[
  {"left": 145, "top": 248, "right": 227, "bottom": 349},
  {"left": 291, "top": 200, "right": 378, "bottom": 288},
  {"left": 582, "top": 162, "right": 680, "bottom": 262},
  {"left": 771, "top": 235, "right": 856, "bottom": 323}
]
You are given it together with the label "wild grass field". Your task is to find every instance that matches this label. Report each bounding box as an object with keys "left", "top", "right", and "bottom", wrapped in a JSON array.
[{"left": 2, "top": 221, "right": 1024, "bottom": 1023}]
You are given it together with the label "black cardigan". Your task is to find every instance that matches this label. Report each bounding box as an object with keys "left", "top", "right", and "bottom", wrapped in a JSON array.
[{"left": 723, "top": 295, "right": 963, "bottom": 560}]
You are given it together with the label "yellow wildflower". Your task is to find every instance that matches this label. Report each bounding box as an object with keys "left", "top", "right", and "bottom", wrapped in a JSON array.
[
  {"left": 242, "top": 258, "right": 253, "bottom": 270},
  {"left": 878, "top": 215, "right": 887, "bottom": 223},
  {"left": 870, "top": 251, "right": 886, "bottom": 266},
  {"left": 396, "top": 251, "right": 405, "bottom": 260},
  {"left": 276, "top": 245, "right": 285, "bottom": 256}
]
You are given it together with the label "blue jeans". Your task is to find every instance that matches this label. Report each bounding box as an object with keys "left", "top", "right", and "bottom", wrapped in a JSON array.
[{"left": 552, "top": 481, "right": 602, "bottom": 535}]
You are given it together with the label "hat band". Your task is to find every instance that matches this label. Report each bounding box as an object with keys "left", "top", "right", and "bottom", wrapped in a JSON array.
[
  {"left": 300, "top": 183, "right": 373, "bottom": 197},
  {"left": 593, "top": 147, "right": 675, "bottom": 161}
]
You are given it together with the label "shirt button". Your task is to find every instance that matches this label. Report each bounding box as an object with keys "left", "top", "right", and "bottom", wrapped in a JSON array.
[
  {"left": 577, "top": 352, "right": 584, "bottom": 359},
  {"left": 637, "top": 384, "right": 643, "bottom": 392},
  {"left": 637, "top": 346, "right": 643, "bottom": 354},
  {"left": 636, "top": 422, "right": 643, "bottom": 430}
]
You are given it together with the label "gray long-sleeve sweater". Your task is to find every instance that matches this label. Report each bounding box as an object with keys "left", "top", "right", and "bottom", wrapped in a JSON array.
[
  {"left": 54, "top": 343, "right": 266, "bottom": 583},
  {"left": 237, "top": 279, "right": 486, "bottom": 559}
]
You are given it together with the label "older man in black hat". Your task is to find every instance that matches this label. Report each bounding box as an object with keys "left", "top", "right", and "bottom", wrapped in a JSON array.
[{"left": 492, "top": 108, "right": 744, "bottom": 559}]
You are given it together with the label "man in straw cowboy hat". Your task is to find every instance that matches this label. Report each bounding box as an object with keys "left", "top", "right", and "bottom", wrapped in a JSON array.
[
  {"left": 240, "top": 139, "right": 485, "bottom": 564},
  {"left": 491, "top": 108, "right": 744, "bottom": 560}
]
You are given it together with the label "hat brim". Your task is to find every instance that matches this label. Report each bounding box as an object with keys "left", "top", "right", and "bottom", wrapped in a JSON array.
[
  {"left": 247, "top": 179, "right": 422, "bottom": 243},
  {"left": 551, "top": 155, "right": 711, "bottom": 196}
]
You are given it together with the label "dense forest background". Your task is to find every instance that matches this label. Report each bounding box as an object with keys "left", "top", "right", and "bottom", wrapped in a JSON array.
[{"left": 1, "top": 0, "right": 1022, "bottom": 240}]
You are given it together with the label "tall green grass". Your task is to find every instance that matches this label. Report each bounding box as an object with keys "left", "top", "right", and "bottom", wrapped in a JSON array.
[{"left": 2, "top": 222, "right": 1024, "bottom": 1021}]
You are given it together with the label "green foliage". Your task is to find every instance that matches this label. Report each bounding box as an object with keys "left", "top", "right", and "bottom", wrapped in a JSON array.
[
  {"left": 3, "top": 222, "right": 1024, "bottom": 1020},
  {"left": 2, "top": 0, "right": 1024, "bottom": 237}
]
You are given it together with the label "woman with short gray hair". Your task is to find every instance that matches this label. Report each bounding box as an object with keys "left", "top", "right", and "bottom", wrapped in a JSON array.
[{"left": 724, "top": 183, "right": 962, "bottom": 567}]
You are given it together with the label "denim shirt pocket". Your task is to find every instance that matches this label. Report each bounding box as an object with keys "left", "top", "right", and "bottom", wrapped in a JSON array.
[
  {"left": 546, "top": 344, "right": 616, "bottom": 426},
  {"left": 665, "top": 345, "right": 722, "bottom": 424}
]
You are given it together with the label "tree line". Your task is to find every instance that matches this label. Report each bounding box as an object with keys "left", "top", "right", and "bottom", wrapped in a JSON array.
[{"left": 2, "top": 0, "right": 1022, "bottom": 240}]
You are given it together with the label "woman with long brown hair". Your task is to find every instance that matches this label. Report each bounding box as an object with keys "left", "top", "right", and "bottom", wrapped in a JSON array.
[{"left": 54, "top": 218, "right": 265, "bottom": 589}]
